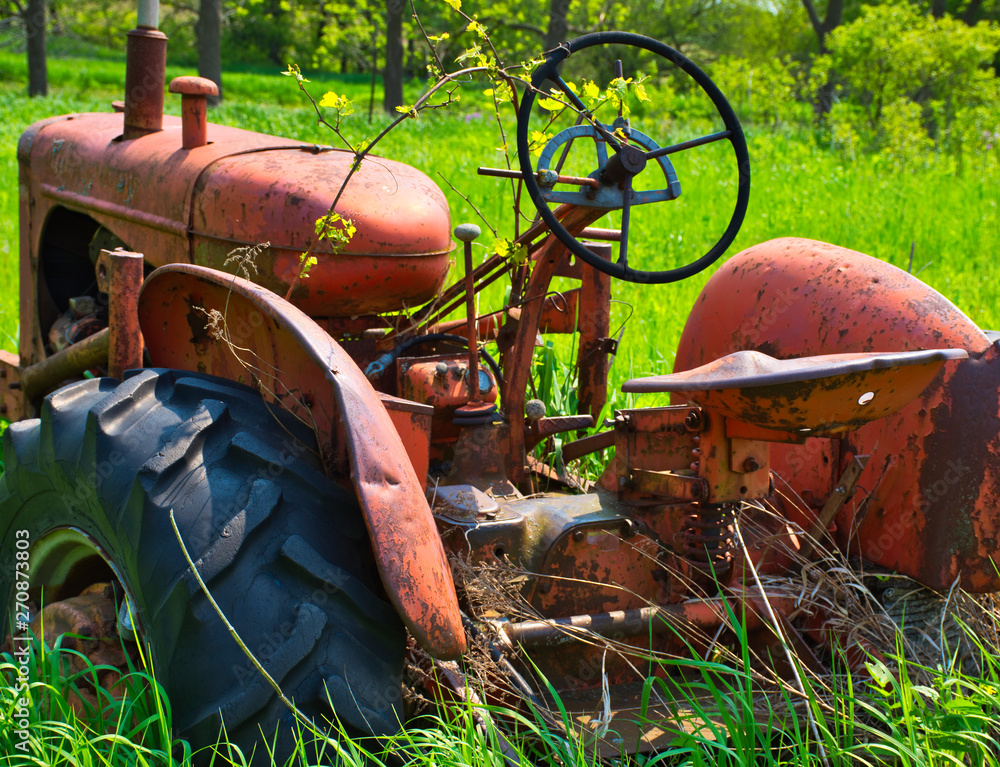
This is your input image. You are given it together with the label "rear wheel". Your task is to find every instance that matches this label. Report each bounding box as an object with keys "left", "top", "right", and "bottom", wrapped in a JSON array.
[{"left": 0, "top": 369, "right": 406, "bottom": 763}]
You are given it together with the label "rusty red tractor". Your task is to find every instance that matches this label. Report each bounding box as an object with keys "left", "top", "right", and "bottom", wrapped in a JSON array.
[{"left": 1, "top": 6, "right": 997, "bottom": 763}]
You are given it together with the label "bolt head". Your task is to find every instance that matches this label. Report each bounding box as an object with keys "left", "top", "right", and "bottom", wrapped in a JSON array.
[
  {"left": 684, "top": 410, "right": 702, "bottom": 430},
  {"left": 454, "top": 223, "right": 481, "bottom": 242}
]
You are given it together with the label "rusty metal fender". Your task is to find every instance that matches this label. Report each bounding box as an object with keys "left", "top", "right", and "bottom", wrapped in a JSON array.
[
  {"left": 138, "top": 263, "right": 466, "bottom": 659},
  {"left": 673, "top": 238, "right": 1000, "bottom": 591}
]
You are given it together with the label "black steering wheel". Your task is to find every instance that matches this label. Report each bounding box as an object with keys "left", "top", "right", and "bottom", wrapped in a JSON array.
[{"left": 516, "top": 31, "right": 751, "bottom": 284}]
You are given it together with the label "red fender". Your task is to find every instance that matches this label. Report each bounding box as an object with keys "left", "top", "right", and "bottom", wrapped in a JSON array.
[
  {"left": 139, "top": 264, "right": 466, "bottom": 659},
  {"left": 675, "top": 237, "right": 1000, "bottom": 592}
]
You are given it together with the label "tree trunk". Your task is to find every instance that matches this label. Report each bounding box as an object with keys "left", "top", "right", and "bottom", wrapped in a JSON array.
[
  {"left": 962, "top": 0, "right": 984, "bottom": 24},
  {"left": 383, "top": 0, "right": 404, "bottom": 114},
  {"left": 801, "top": 0, "right": 844, "bottom": 115},
  {"left": 196, "top": 0, "right": 223, "bottom": 105},
  {"left": 25, "top": 0, "right": 47, "bottom": 97},
  {"left": 544, "top": 0, "right": 571, "bottom": 51},
  {"left": 931, "top": 0, "right": 947, "bottom": 18},
  {"left": 801, "top": 0, "right": 843, "bottom": 53}
]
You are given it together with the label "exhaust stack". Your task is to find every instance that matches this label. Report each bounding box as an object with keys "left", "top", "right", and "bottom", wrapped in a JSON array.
[{"left": 123, "top": 0, "right": 166, "bottom": 140}]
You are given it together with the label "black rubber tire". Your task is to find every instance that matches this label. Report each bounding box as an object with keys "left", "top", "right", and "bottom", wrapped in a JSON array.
[{"left": 0, "top": 369, "right": 406, "bottom": 764}]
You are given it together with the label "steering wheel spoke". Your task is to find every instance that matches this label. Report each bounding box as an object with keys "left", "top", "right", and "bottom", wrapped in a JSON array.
[
  {"left": 618, "top": 178, "right": 632, "bottom": 272},
  {"left": 595, "top": 138, "right": 608, "bottom": 169},
  {"left": 517, "top": 31, "right": 750, "bottom": 285},
  {"left": 645, "top": 130, "right": 733, "bottom": 160}
]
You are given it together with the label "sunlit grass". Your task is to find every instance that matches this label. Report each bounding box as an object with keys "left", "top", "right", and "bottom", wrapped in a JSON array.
[{"left": 1, "top": 53, "right": 996, "bottom": 366}]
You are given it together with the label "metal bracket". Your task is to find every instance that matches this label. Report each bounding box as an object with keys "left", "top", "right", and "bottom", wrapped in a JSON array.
[{"left": 800, "top": 454, "right": 870, "bottom": 558}]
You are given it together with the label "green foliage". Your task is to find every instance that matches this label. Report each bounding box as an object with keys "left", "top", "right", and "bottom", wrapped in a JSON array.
[
  {"left": 820, "top": 3, "right": 1000, "bottom": 163},
  {"left": 314, "top": 211, "right": 356, "bottom": 249},
  {"left": 0, "top": 631, "right": 190, "bottom": 764},
  {"left": 709, "top": 57, "right": 803, "bottom": 127}
]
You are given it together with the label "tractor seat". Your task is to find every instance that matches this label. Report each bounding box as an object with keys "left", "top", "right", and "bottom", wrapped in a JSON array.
[{"left": 623, "top": 348, "right": 968, "bottom": 435}]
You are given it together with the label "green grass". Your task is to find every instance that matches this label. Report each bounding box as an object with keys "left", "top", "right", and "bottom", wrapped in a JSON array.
[
  {"left": 1, "top": 53, "right": 1000, "bottom": 765},
  {"left": 0, "top": 631, "right": 189, "bottom": 764},
  {"left": 1, "top": 52, "right": 997, "bottom": 368},
  {"left": 7, "top": 611, "right": 1000, "bottom": 766}
]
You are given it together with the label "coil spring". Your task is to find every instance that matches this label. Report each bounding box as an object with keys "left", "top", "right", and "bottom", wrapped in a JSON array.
[{"left": 681, "top": 503, "right": 736, "bottom": 574}]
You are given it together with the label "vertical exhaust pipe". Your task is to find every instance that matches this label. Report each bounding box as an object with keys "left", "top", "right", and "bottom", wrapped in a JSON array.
[{"left": 123, "top": 0, "right": 167, "bottom": 139}]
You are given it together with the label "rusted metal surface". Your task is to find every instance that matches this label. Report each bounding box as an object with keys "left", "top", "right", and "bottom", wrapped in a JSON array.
[
  {"left": 630, "top": 348, "right": 967, "bottom": 434},
  {"left": 18, "top": 112, "right": 454, "bottom": 369},
  {"left": 444, "top": 422, "right": 512, "bottom": 490},
  {"left": 123, "top": 27, "right": 167, "bottom": 139},
  {"left": 20, "top": 327, "right": 109, "bottom": 401},
  {"left": 499, "top": 599, "right": 761, "bottom": 647},
  {"left": 613, "top": 407, "right": 700, "bottom": 480},
  {"left": 498, "top": 587, "right": 799, "bottom": 690},
  {"left": 97, "top": 249, "right": 145, "bottom": 380},
  {"left": 455, "top": 224, "right": 484, "bottom": 405},
  {"left": 399, "top": 355, "right": 499, "bottom": 451},
  {"left": 138, "top": 264, "right": 466, "bottom": 659},
  {"left": 628, "top": 469, "right": 707, "bottom": 502},
  {"left": 503, "top": 205, "right": 607, "bottom": 487},
  {"left": 798, "top": 455, "right": 869, "bottom": 560},
  {"left": 679, "top": 502, "right": 737, "bottom": 573},
  {"left": 674, "top": 238, "right": 999, "bottom": 591},
  {"left": 531, "top": 520, "right": 665, "bottom": 617},
  {"left": 607, "top": 405, "right": 768, "bottom": 504},
  {"left": 379, "top": 393, "right": 434, "bottom": 492},
  {"left": 561, "top": 430, "right": 615, "bottom": 462},
  {"left": 526, "top": 414, "right": 595, "bottom": 451},
  {"left": 399, "top": 356, "right": 498, "bottom": 411},
  {"left": 28, "top": 583, "right": 136, "bottom": 713},
  {"left": 576, "top": 243, "right": 613, "bottom": 421},
  {"left": 675, "top": 238, "right": 990, "bottom": 366},
  {"left": 699, "top": 409, "right": 770, "bottom": 503},
  {"left": 168, "top": 76, "right": 218, "bottom": 149},
  {"left": 0, "top": 350, "right": 26, "bottom": 421}
]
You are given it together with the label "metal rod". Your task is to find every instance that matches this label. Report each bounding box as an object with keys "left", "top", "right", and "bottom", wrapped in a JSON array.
[
  {"left": 99, "top": 249, "right": 145, "bottom": 380},
  {"left": 123, "top": 26, "right": 167, "bottom": 138},
  {"left": 499, "top": 602, "right": 726, "bottom": 648},
  {"left": 454, "top": 224, "right": 482, "bottom": 402},
  {"left": 645, "top": 130, "right": 732, "bottom": 160},
  {"left": 137, "top": 0, "right": 158, "bottom": 28},
  {"left": 21, "top": 329, "right": 110, "bottom": 400},
  {"left": 477, "top": 166, "right": 599, "bottom": 190},
  {"left": 579, "top": 227, "right": 622, "bottom": 242}
]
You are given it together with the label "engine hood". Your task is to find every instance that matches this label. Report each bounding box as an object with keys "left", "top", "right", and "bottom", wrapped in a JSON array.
[{"left": 20, "top": 112, "right": 454, "bottom": 316}]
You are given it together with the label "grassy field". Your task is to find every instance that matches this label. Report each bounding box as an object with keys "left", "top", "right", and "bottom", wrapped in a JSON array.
[
  {"left": 1, "top": 52, "right": 998, "bottom": 370},
  {"left": 1, "top": 52, "right": 1000, "bottom": 765}
]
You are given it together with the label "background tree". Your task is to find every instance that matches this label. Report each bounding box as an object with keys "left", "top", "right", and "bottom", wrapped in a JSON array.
[
  {"left": 196, "top": 0, "right": 222, "bottom": 104},
  {"left": 2, "top": 0, "right": 49, "bottom": 95},
  {"left": 384, "top": 0, "right": 404, "bottom": 113},
  {"left": 25, "top": 0, "right": 45, "bottom": 95},
  {"left": 801, "top": 0, "right": 844, "bottom": 112},
  {"left": 543, "top": 0, "right": 570, "bottom": 51}
]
